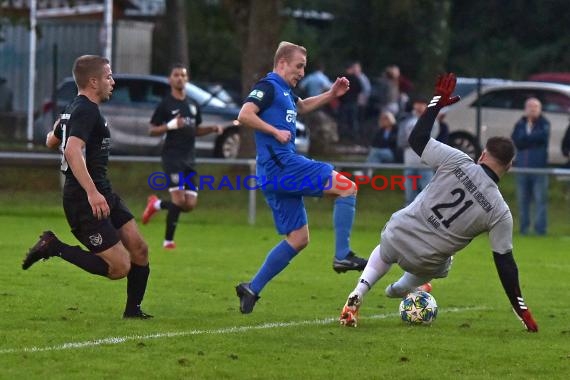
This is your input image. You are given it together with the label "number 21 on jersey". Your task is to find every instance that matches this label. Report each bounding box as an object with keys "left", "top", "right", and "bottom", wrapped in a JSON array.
[{"left": 430, "top": 188, "right": 474, "bottom": 228}]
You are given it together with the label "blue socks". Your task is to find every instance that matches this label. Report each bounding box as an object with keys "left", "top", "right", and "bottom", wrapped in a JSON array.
[
  {"left": 250, "top": 240, "right": 298, "bottom": 294},
  {"left": 333, "top": 195, "right": 356, "bottom": 260}
]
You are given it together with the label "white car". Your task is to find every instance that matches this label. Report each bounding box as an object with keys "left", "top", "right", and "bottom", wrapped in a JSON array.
[
  {"left": 444, "top": 81, "right": 570, "bottom": 164},
  {"left": 453, "top": 77, "right": 511, "bottom": 98}
]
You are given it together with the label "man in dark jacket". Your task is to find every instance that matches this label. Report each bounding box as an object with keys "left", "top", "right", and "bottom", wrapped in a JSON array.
[
  {"left": 562, "top": 122, "right": 570, "bottom": 166},
  {"left": 511, "top": 97, "right": 550, "bottom": 235}
]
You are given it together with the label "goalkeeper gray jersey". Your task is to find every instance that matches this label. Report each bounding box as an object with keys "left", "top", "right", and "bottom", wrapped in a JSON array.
[{"left": 382, "top": 138, "right": 513, "bottom": 268}]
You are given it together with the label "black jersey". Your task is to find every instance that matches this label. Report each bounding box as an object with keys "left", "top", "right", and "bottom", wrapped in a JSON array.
[
  {"left": 150, "top": 93, "right": 202, "bottom": 166},
  {"left": 59, "top": 95, "right": 112, "bottom": 195}
]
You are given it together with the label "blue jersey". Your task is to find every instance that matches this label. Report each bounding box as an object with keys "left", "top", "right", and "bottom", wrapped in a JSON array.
[{"left": 245, "top": 72, "right": 299, "bottom": 164}]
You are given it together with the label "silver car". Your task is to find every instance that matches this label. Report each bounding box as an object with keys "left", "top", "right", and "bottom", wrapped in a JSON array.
[
  {"left": 444, "top": 81, "right": 570, "bottom": 165},
  {"left": 34, "top": 74, "right": 310, "bottom": 158}
]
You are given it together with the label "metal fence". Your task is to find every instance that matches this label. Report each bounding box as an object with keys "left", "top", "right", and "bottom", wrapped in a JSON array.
[{"left": 0, "top": 20, "right": 101, "bottom": 113}]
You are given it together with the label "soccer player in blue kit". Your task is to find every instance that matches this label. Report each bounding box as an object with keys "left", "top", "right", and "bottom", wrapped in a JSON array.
[{"left": 235, "top": 41, "right": 367, "bottom": 314}]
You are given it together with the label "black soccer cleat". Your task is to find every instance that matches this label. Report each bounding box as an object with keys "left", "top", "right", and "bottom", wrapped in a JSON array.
[
  {"left": 333, "top": 251, "right": 368, "bottom": 273},
  {"left": 123, "top": 308, "right": 154, "bottom": 319},
  {"left": 235, "top": 282, "right": 260, "bottom": 314},
  {"left": 22, "top": 231, "right": 60, "bottom": 270}
]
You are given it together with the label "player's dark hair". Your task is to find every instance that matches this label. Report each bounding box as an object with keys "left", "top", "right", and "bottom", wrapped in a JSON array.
[
  {"left": 72, "top": 55, "right": 109, "bottom": 89},
  {"left": 486, "top": 136, "right": 515, "bottom": 166},
  {"left": 274, "top": 41, "right": 306, "bottom": 68},
  {"left": 168, "top": 62, "right": 188, "bottom": 76}
]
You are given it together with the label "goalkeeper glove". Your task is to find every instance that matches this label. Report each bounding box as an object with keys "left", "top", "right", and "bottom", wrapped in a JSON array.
[{"left": 432, "top": 73, "right": 461, "bottom": 108}]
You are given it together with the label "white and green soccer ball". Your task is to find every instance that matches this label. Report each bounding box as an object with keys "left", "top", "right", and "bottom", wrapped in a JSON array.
[{"left": 399, "top": 291, "right": 438, "bottom": 325}]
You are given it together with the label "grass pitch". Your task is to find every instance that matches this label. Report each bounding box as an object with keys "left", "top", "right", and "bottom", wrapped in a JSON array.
[{"left": 0, "top": 162, "right": 568, "bottom": 379}]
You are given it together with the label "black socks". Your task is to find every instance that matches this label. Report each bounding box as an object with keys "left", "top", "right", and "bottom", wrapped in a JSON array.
[
  {"left": 165, "top": 203, "right": 181, "bottom": 241},
  {"left": 57, "top": 242, "right": 109, "bottom": 276},
  {"left": 125, "top": 263, "right": 150, "bottom": 313}
]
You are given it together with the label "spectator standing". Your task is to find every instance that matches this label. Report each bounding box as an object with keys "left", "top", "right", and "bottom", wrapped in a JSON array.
[
  {"left": 562, "top": 121, "right": 570, "bottom": 166},
  {"left": 354, "top": 62, "right": 371, "bottom": 122},
  {"left": 297, "top": 61, "right": 332, "bottom": 97},
  {"left": 511, "top": 97, "right": 550, "bottom": 235},
  {"left": 0, "top": 77, "right": 13, "bottom": 112},
  {"left": 365, "top": 111, "right": 398, "bottom": 177},
  {"left": 337, "top": 61, "right": 363, "bottom": 141},
  {"left": 377, "top": 65, "right": 401, "bottom": 116}
]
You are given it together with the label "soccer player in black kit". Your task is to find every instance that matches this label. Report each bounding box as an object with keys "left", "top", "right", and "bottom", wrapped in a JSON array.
[
  {"left": 142, "top": 63, "right": 222, "bottom": 249},
  {"left": 22, "top": 55, "right": 153, "bottom": 319}
]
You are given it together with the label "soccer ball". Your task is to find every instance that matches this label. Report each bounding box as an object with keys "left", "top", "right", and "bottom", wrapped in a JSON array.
[{"left": 399, "top": 291, "right": 438, "bottom": 325}]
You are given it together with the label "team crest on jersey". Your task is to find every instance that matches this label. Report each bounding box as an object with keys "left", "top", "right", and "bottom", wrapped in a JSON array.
[
  {"left": 189, "top": 105, "right": 197, "bottom": 115},
  {"left": 248, "top": 89, "right": 264, "bottom": 100},
  {"left": 89, "top": 233, "right": 103, "bottom": 246}
]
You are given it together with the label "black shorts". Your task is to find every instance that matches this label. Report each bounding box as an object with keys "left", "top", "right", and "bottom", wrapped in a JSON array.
[
  {"left": 162, "top": 160, "right": 198, "bottom": 191},
  {"left": 63, "top": 192, "right": 134, "bottom": 253}
]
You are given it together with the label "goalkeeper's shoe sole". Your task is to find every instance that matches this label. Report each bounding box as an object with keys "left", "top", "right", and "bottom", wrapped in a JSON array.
[
  {"left": 339, "top": 293, "right": 362, "bottom": 327},
  {"left": 22, "top": 231, "right": 59, "bottom": 270}
]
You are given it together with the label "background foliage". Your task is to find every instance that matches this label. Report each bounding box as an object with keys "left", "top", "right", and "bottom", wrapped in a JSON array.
[{"left": 151, "top": 0, "right": 570, "bottom": 96}]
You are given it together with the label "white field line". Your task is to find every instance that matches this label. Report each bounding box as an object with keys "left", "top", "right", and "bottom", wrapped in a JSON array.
[{"left": 0, "top": 306, "right": 487, "bottom": 355}]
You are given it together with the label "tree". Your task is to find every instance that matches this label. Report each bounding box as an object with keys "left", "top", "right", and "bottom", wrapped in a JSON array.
[
  {"left": 222, "top": 0, "right": 283, "bottom": 157},
  {"left": 165, "top": 0, "right": 189, "bottom": 67}
]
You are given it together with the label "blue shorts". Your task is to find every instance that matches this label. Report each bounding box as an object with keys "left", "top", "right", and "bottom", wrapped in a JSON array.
[{"left": 258, "top": 153, "right": 334, "bottom": 234}]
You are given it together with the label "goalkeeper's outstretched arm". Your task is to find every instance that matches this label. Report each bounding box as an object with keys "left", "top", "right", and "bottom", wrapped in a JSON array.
[
  {"left": 493, "top": 251, "right": 538, "bottom": 332},
  {"left": 408, "top": 73, "right": 460, "bottom": 157}
]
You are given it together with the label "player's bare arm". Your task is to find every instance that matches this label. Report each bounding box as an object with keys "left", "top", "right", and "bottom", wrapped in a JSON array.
[
  {"left": 195, "top": 124, "right": 223, "bottom": 137},
  {"left": 148, "top": 114, "right": 184, "bottom": 136},
  {"left": 64, "top": 136, "right": 110, "bottom": 220},
  {"left": 45, "top": 117, "right": 62, "bottom": 149},
  {"left": 296, "top": 76, "right": 350, "bottom": 114},
  {"left": 238, "top": 102, "right": 291, "bottom": 144}
]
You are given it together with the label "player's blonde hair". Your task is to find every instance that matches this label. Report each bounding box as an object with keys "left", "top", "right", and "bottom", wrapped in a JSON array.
[
  {"left": 273, "top": 41, "right": 307, "bottom": 68},
  {"left": 72, "top": 55, "right": 110, "bottom": 89}
]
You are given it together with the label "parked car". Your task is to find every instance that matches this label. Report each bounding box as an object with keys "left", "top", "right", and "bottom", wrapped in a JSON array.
[
  {"left": 453, "top": 77, "right": 511, "bottom": 98},
  {"left": 444, "top": 81, "right": 570, "bottom": 164},
  {"left": 528, "top": 72, "right": 570, "bottom": 85},
  {"left": 193, "top": 81, "right": 240, "bottom": 108},
  {"left": 34, "top": 74, "right": 310, "bottom": 158}
]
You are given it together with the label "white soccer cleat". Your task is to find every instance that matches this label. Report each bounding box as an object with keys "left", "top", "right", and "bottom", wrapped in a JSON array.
[{"left": 339, "top": 292, "right": 362, "bottom": 327}]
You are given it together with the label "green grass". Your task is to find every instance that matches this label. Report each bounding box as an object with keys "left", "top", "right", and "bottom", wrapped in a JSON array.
[{"left": 0, "top": 162, "right": 569, "bottom": 379}]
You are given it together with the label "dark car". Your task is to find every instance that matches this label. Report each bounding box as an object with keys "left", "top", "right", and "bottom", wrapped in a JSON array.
[{"left": 34, "top": 74, "right": 310, "bottom": 158}]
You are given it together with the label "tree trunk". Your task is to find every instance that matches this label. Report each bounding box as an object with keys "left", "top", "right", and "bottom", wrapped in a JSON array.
[
  {"left": 223, "top": 0, "right": 282, "bottom": 158},
  {"left": 165, "top": 0, "right": 189, "bottom": 67}
]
